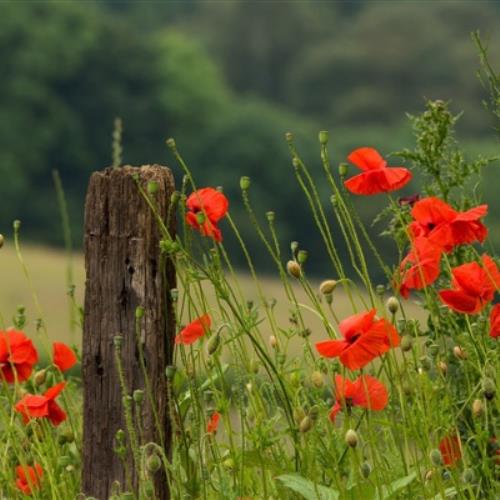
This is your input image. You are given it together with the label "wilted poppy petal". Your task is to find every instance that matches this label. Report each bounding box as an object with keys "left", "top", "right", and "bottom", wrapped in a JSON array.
[{"left": 53, "top": 342, "right": 78, "bottom": 371}]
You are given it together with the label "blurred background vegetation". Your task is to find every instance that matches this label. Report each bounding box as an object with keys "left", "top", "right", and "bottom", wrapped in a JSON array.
[{"left": 1, "top": 0, "right": 499, "bottom": 279}]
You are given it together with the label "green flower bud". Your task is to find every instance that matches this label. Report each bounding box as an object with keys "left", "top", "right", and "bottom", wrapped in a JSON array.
[
  {"left": 311, "top": 371, "right": 324, "bottom": 388},
  {"left": 207, "top": 334, "right": 221, "bottom": 355},
  {"left": 299, "top": 416, "right": 313, "bottom": 433},
  {"left": 34, "top": 369, "right": 47, "bottom": 386},
  {"left": 345, "top": 429, "right": 358, "bottom": 448},
  {"left": 13, "top": 220, "right": 21, "bottom": 231},
  {"left": 386, "top": 296, "right": 399, "bottom": 314},
  {"left": 146, "top": 453, "right": 162, "bottom": 473},
  {"left": 400, "top": 335, "right": 413, "bottom": 352},
  {"left": 147, "top": 181, "right": 159, "bottom": 194},
  {"left": 338, "top": 163, "right": 349, "bottom": 177},
  {"left": 223, "top": 458, "right": 235, "bottom": 470},
  {"left": 319, "top": 280, "right": 337, "bottom": 295},
  {"left": 430, "top": 448, "right": 443, "bottom": 466},
  {"left": 309, "top": 405, "right": 320, "bottom": 422},
  {"left": 437, "top": 361, "right": 448, "bottom": 376},
  {"left": 318, "top": 130, "right": 329, "bottom": 145},
  {"left": 266, "top": 211, "right": 275, "bottom": 222},
  {"left": 297, "top": 250, "right": 308, "bottom": 264},
  {"left": 293, "top": 407, "right": 306, "bottom": 425},
  {"left": 170, "top": 191, "right": 180, "bottom": 206},
  {"left": 290, "top": 241, "right": 299, "bottom": 254},
  {"left": 482, "top": 378, "right": 495, "bottom": 400},
  {"left": 472, "top": 399, "right": 484, "bottom": 418},
  {"left": 135, "top": 306, "right": 145, "bottom": 319},
  {"left": 286, "top": 260, "right": 301, "bottom": 278},
  {"left": 375, "top": 284, "right": 386, "bottom": 296},
  {"left": 166, "top": 138, "right": 176, "bottom": 149},
  {"left": 133, "top": 389, "right": 144, "bottom": 404},
  {"left": 330, "top": 194, "right": 338, "bottom": 207},
  {"left": 170, "top": 288, "right": 179, "bottom": 302},
  {"left": 113, "top": 335, "right": 123, "bottom": 349},
  {"left": 462, "top": 468, "right": 475, "bottom": 483},
  {"left": 360, "top": 461, "right": 371, "bottom": 478},
  {"left": 285, "top": 132, "right": 293, "bottom": 143},
  {"left": 240, "top": 176, "right": 251, "bottom": 190}
]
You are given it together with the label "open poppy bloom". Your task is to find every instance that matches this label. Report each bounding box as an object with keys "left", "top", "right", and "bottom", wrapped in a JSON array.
[
  {"left": 398, "top": 237, "right": 443, "bottom": 299},
  {"left": 175, "top": 314, "right": 211, "bottom": 345},
  {"left": 409, "top": 197, "right": 488, "bottom": 252},
  {"left": 207, "top": 411, "right": 220, "bottom": 434},
  {"left": 53, "top": 342, "right": 77, "bottom": 371},
  {"left": 439, "top": 255, "right": 500, "bottom": 314},
  {"left": 490, "top": 304, "right": 500, "bottom": 338},
  {"left": 439, "top": 434, "right": 462, "bottom": 466},
  {"left": 329, "top": 374, "right": 388, "bottom": 422},
  {"left": 186, "top": 187, "right": 229, "bottom": 242},
  {"left": 344, "top": 147, "right": 412, "bottom": 195},
  {"left": 15, "top": 382, "right": 67, "bottom": 426},
  {"left": 315, "top": 309, "right": 400, "bottom": 370},
  {"left": 15, "top": 463, "right": 43, "bottom": 495},
  {"left": 0, "top": 330, "right": 38, "bottom": 383}
]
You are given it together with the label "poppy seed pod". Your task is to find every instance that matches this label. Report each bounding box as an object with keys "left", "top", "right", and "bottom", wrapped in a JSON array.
[
  {"left": 472, "top": 399, "right": 484, "bottom": 418},
  {"left": 400, "top": 335, "right": 413, "bottom": 352},
  {"left": 0, "top": 234, "right": 4, "bottom": 248},
  {"left": 299, "top": 416, "right": 313, "bottom": 433},
  {"left": 319, "top": 280, "right": 337, "bottom": 295},
  {"left": 430, "top": 448, "right": 443, "bottom": 466},
  {"left": 240, "top": 176, "right": 251, "bottom": 190},
  {"left": 345, "top": 429, "right": 359, "bottom": 448},
  {"left": 318, "top": 130, "right": 329, "bottom": 145},
  {"left": 286, "top": 260, "right": 301, "bottom": 278},
  {"left": 386, "top": 297, "right": 399, "bottom": 314},
  {"left": 453, "top": 345, "right": 467, "bottom": 360}
]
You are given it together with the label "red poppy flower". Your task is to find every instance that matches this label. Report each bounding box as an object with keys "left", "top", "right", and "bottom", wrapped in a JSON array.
[
  {"left": 186, "top": 187, "right": 229, "bottom": 242},
  {"left": 175, "top": 314, "right": 211, "bottom": 345},
  {"left": 344, "top": 147, "right": 412, "bottom": 195},
  {"left": 15, "top": 382, "right": 67, "bottom": 426},
  {"left": 329, "top": 374, "right": 388, "bottom": 422},
  {"left": 207, "top": 411, "right": 220, "bottom": 434},
  {"left": 315, "top": 309, "right": 400, "bottom": 370},
  {"left": 398, "top": 237, "right": 443, "bottom": 299},
  {"left": 53, "top": 342, "right": 77, "bottom": 371},
  {"left": 15, "top": 463, "right": 43, "bottom": 495},
  {"left": 409, "top": 197, "right": 488, "bottom": 251},
  {"left": 0, "top": 330, "right": 38, "bottom": 383},
  {"left": 439, "top": 255, "right": 500, "bottom": 314},
  {"left": 439, "top": 434, "right": 462, "bottom": 466},
  {"left": 490, "top": 304, "right": 500, "bottom": 338}
]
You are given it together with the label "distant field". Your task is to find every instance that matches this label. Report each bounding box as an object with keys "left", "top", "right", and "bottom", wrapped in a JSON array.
[{"left": 0, "top": 243, "right": 425, "bottom": 351}]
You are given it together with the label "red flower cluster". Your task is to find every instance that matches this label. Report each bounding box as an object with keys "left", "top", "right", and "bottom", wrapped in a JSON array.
[
  {"left": 15, "top": 463, "right": 43, "bottom": 495},
  {"left": 329, "top": 374, "right": 388, "bottom": 422},
  {"left": 186, "top": 187, "right": 229, "bottom": 242},
  {"left": 315, "top": 309, "right": 399, "bottom": 370},
  {"left": 175, "top": 314, "right": 211, "bottom": 345},
  {"left": 0, "top": 330, "right": 38, "bottom": 383},
  {"left": 15, "top": 382, "right": 67, "bottom": 426},
  {"left": 344, "top": 147, "right": 412, "bottom": 195}
]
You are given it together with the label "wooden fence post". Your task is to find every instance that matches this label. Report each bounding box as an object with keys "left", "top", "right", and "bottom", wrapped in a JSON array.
[{"left": 82, "top": 166, "right": 175, "bottom": 499}]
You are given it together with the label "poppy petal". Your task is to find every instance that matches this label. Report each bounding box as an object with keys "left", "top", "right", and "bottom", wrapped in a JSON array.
[
  {"left": 439, "top": 434, "right": 462, "bottom": 466},
  {"left": 175, "top": 314, "right": 211, "bottom": 345},
  {"left": 338, "top": 309, "right": 377, "bottom": 340},
  {"left": 53, "top": 342, "right": 77, "bottom": 371},
  {"left": 351, "top": 375, "right": 388, "bottom": 411},
  {"left": 379, "top": 168, "right": 413, "bottom": 192},
  {"left": 439, "top": 290, "right": 481, "bottom": 314},
  {"left": 347, "top": 147, "right": 386, "bottom": 171},
  {"left": 47, "top": 401, "right": 67, "bottom": 426},
  {"left": 328, "top": 402, "right": 342, "bottom": 422},
  {"left": 44, "top": 382, "right": 66, "bottom": 401},
  {"left": 490, "top": 304, "right": 500, "bottom": 338},
  {"left": 315, "top": 339, "right": 348, "bottom": 358}
]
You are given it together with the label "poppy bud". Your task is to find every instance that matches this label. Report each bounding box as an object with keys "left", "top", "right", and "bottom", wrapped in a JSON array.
[
  {"left": 430, "top": 449, "right": 443, "bottom": 466},
  {"left": 147, "top": 181, "right": 159, "bottom": 195},
  {"left": 311, "top": 371, "right": 324, "bottom": 388},
  {"left": 345, "top": 429, "right": 358, "bottom": 448},
  {"left": 240, "top": 176, "right": 251, "bottom": 190},
  {"left": 286, "top": 260, "right": 301, "bottom": 278},
  {"left": 299, "top": 416, "right": 313, "bottom": 433},
  {"left": 375, "top": 284, "right": 385, "bottom": 296},
  {"left": 265, "top": 211, "right": 275, "bottom": 222},
  {"left": 207, "top": 334, "right": 221, "bottom": 355},
  {"left": 386, "top": 297, "right": 399, "bottom": 314},
  {"left": 135, "top": 306, "right": 145, "bottom": 319},
  {"left": 170, "top": 191, "right": 180, "bottom": 206},
  {"left": 297, "top": 250, "right": 308, "bottom": 264},
  {"left": 165, "top": 365, "right": 176, "bottom": 380},
  {"left": 13, "top": 220, "right": 21, "bottom": 231},
  {"left": 0, "top": 234, "right": 4, "bottom": 248},
  {"left": 115, "top": 429, "right": 126, "bottom": 442},
  {"left": 318, "top": 131, "right": 329, "bottom": 145},
  {"left": 166, "top": 138, "right": 176, "bottom": 150},
  {"left": 462, "top": 468, "right": 475, "bottom": 484},
  {"left": 472, "top": 399, "right": 484, "bottom": 418},
  {"left": 482, "top": 378, "right": 495, "bottom": 400},
  {"left": 400, "top": 335, "right": 413, "bottom": 352},
  {"left": 293, "top": 407, "right": 306, "bottom": 425},
  {"left": 338, "top": 163, "right": 349, "bottom": 177},
  {"left": 319, "top": 280, "right": 337, "bottom": 295},
  {"left": 424, "top": 470, "right": 434, "bottom": 482},
  {"left": 146, "top": 454, "right": 162, "bottom": 473},
  {"left": 285, "top": 132, "right": 294, "bottom": 143},
  {"left": 133, "top": 389, "right": 144, "bottom": 404},
  {"left": 269, "top": 335, "right": 278, "bottom": 349},
  {"left": 290, "top": 241, "right": 299, "bottom": 254},
  {"left": 170, "top": 288, "right": 179, "bottom": 302},
  {"left": 453, "top": 345, "right": 467, "bottom": 360},
  {"left": 437, "top": 361, "right": 448, "bottom": 376},
  {"left": 309, "top": 405, "right": 320, "bottom": 422},
  {"left": 34, "top": 369, "right": 46, "bottom": 386},
  {"left": 360, "top": 461, "right": 371, "bottom": 478},
  {"left": 223, "top": 458, "right": 235, "bottom": 470}
]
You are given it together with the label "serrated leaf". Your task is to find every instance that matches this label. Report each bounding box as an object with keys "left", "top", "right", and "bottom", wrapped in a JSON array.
[{"left": 276, "top": 474, "right": 339, "bottom": 500}]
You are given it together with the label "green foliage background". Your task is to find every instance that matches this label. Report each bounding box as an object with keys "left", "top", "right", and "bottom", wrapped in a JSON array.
[{"left": 0, "top": 0, "right": 499, "bottom": 277}]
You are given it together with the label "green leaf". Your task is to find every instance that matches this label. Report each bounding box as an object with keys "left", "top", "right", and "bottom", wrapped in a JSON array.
[
  {"left": 375, "top": 471, "right": 417, "bottom": 500},
  {"left": 276, "top": 474, "right": 339, "bottom": 500}
]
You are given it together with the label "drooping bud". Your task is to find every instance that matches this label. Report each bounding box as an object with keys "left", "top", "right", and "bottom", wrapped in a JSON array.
[
  {"left": 299, "top": 416, "right": 313, "bottom": 433},
  {"left": 400, "top": 335, "right": 413, "bottom": 352},
  {"left": 286, "top": 260, "right": 301, "bottom": 278},
  {"left": 386, "top": 297, "right": 399, "bottom": 314},
  {"left": 240, "top": 176, "right": 251, "bottom": 190},
  {"left": 318, "top": 131, "right": 329, "bottom": 145},
  {"left": 311, "top": 371, "right": 324, "bottom": 388},
  {"left": 34, "top": 369, "right": 47, "bottom": 386},
  {"left": 472, "top": 399, "right": 484, "bottom": 418},
  {"left": 430, "top": 449, "right": 443, "bottom": 466},
  {"left": 360, "top": 461, "right": 371, "bottom": 478},
  {"left": 207, "top": 334, "right": 221, "bottom": 355},
  {"left": 453, "top": 345, "right": 467, "bottom": 360},
  {"left": 482, "top": 378, "right": 495, "bottom": 400},
  {"left": 345, "top": 429, "right": 358, "bottom": 448},
  {"left": 319, "top": 280, "right": 337, "bottom": 295},
  {"left": 338, "top": 163, "right": 349, "bottom": 177},
  {"left": 290, "top": 241, "right": 299, "bottom": 255},
  {"left": 146, "top": 453, "right": 162, "bottom": 473}
]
